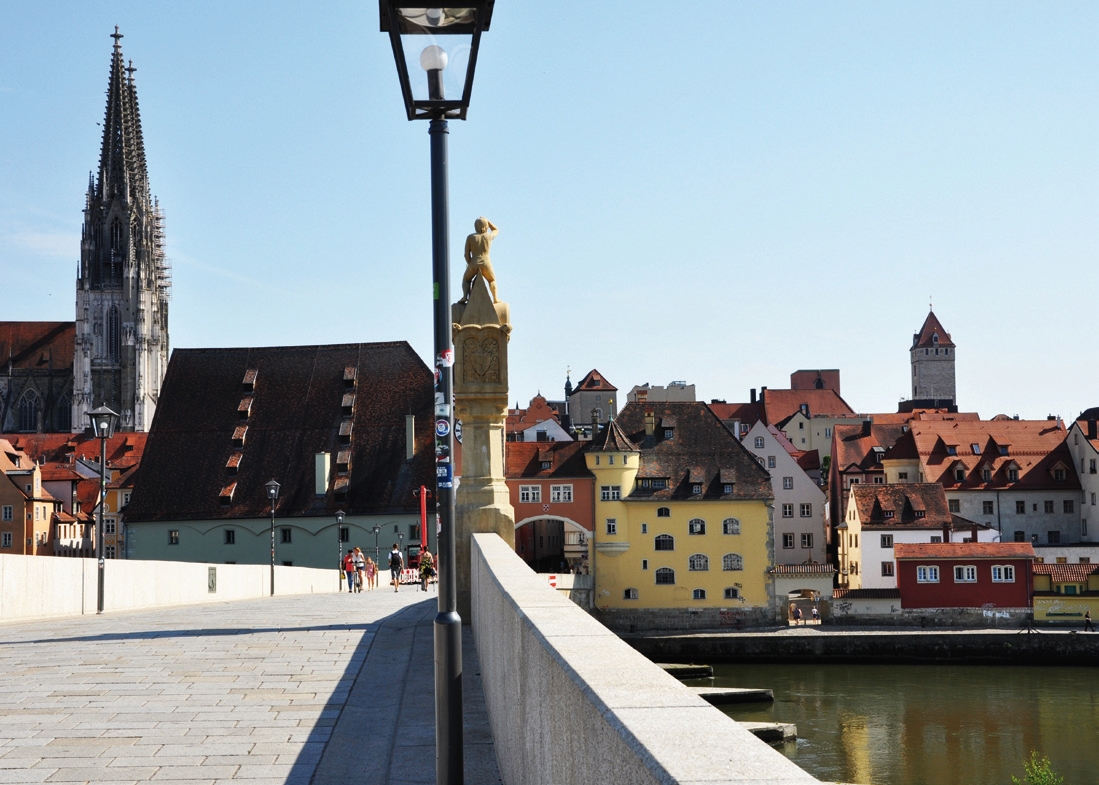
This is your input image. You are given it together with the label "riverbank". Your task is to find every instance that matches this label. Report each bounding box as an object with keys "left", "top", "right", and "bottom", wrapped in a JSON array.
[{"left": 624, "top": 626, "right": 1099, "bottom": 665}]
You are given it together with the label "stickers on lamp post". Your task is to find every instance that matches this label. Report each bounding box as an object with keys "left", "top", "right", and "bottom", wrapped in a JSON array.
[
  {"left": 435, "top": 419, "right": 451, "bottom": 438},
  {"left": 437, "top": 463, "right": 453, "bottom": 488}
]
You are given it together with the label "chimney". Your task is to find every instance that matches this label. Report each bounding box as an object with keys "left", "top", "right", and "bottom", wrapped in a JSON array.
[
  {"left": 645, "top": 409, "right": 655, "bottom": 438},
  {"left": 942, "top": 523, "right": 950, "bottom": 544},
  {"left": 1089, "top": 419, "right": 1097, "bottom": 440},
  {"left": 750, "top": 388, "right": 756, "bottom": 404},
  {"left": 862, "top": 418, "right": 872, "bottom": 436},
  {"left": 971, "top": 524, "right": 979, "bottom": 543},
  {"left": 315, "top": 452, "right": 331, "bottom": 496},
  {"left": 406, "top": 415, "right": 415, "bottom": 461}
]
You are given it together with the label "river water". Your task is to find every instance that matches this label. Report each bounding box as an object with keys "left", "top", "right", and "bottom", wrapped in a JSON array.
[{"left": 689, "top": 663, "right": 1096, "bottom": 785}]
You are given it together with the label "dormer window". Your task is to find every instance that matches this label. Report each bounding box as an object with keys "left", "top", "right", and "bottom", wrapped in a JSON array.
[
  {"left": 914, "top": 510, "right": 925, "bottom": 518},
  {"left": 998, "top": 446, "right": 1009, "bottom": 456},
  {"left": 692, "top": 484, "right": 702, "bottom": 495},
  {"left": 971, "top": 444, "right": 981, "bottom": 455},
  {"left": 664, "top": 429, "right": 674, "bottom": 439},
  {"left": 242, "top": 368, "right": 258, "bottom": 392},
  {"left": 982, "top": 468, "right": 992, "bottom": 482},
  {"left": 1053, "top": 467, "right": 1066, "bottom": 481},
  {"left": 946, "top": 445, "right": 957, "bottom": 456},
  {"left": 540, "top": 461, "right": 551, "bottom": 470},
  {"left": 723, "top": 484, "right": 733, "bottom": 494},
  {"left": 884, "top": 510, "right": 894, "bottom": 518}
]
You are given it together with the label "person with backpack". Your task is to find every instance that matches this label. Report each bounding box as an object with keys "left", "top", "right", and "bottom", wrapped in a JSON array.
[{"left": 389, "top": 544, "right": 404, "bottom": 592}]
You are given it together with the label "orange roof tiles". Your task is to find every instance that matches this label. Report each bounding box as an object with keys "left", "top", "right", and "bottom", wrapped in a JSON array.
[
  {"left": 0, "top": 322, "right": 75, "bottom": 371},
  {"left": 912, "top": 310, "right": 955, "bottom": 349},
  {"left": 894, "top": 542, "right": 1036, "bottom": 560},
  {"left": 1032, "top": 563, "right": 1098, "bottom": 582}
]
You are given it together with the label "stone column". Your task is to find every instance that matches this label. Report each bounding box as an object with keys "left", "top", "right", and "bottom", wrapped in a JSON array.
[{"left": 453, "top": 275, "right": 515, "bottom": 619}]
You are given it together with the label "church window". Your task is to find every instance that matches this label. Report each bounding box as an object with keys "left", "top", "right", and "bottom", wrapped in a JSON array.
[
  {"left": 18, "top": 391, "right": 41, "bottom": 432},
  {"left": 56, "top": 394, "right": 72, "bottom": 432},
  {"left": 108, "top": 307, "right": 121, "bottom": 362}
]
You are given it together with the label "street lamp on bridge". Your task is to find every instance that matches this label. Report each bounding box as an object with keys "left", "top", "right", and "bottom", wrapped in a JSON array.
[{"left": 380, "top": 3, "right": 494, "bottom": 782}]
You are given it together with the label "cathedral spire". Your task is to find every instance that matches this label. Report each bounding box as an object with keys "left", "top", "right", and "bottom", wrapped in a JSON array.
[
  {"left": 96, "top": 26, "right": 149, "bottom": 206},
  {"left": 75, "top": 28, "right": 169, "bottom": 433}
]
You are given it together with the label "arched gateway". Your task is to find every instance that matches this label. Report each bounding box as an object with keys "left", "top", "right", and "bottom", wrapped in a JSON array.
[{"left": 514, "top": 515, "right": 588, "bottom": 573}]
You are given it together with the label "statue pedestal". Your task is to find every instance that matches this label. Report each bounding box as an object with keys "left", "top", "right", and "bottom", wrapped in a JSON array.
[{"left": 453, "top": 276, "right": 515, "bottom": 620}]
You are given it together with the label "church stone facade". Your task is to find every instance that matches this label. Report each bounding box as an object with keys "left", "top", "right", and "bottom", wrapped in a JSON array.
[
  {"left": 903, "top": 309, "right": 956, "bottom": 413},
  {"left": 72, "top": 28, "right": 170, "bottom": 433}
]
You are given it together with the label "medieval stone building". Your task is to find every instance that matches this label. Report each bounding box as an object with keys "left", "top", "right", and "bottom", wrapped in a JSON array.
[{"left": 72, "top": 28, "right": 170, "bottom": 432}]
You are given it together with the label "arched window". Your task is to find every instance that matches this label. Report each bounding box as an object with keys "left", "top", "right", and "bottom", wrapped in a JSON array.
[
  {"left": 107, "top": 306, "right": 121, "bottom": 362},
  {"left": 18, "top": 391, "right": 41, "bottom": 432},
  {"left": 688, "top": 518, "right": 706, "bottom": 535},
  {"left": 723, "top": 553, "right": 744, "bottom": 571},
  {"left": 722, "top": 518, "right": 741, "bottom": 535},
  {"left": 656, "top": 507, "right": 670, "bottom": 518},
  {"left": 655, "top": 568, "right": 675, "bottom": 585},
  {"left": 754, "top": 436, "right": 765, "bottom": 448},
  {"left": 724, "top": 587, "right": 740, "bottom": 600},
  {"left": 56, "top": 394, "right": 72, "bottom": 432},
  {"left": 692, "top": 589, "right": 706, "bottom": 600},
  {"left": 654, "top": 534, "right": 674, "bottom": 551},
  {"left": 688, "top": 554, "right": 708, "bottom": 571}
]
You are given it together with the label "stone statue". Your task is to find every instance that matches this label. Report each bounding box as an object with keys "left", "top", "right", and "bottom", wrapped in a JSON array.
[{"left": 460, "top": 217, "right": 498, "bottom": 304}]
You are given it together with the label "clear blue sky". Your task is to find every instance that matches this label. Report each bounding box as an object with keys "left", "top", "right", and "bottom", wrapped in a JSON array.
[{"left": 2, "top": 2, "right": 1096, "bottom": 422}]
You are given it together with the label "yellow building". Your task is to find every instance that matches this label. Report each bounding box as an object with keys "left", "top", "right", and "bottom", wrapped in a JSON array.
[
  {"left": 588, "top": 403, "right": 776, "bottom": 627},
  {"left": 0, "top": 439, "right": 60, "bottom": 555}
]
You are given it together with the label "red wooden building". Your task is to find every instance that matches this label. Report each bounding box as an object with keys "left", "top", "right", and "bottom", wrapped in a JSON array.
[{"left": 894, "top": 542, "right": 1036, "bottom": 609}]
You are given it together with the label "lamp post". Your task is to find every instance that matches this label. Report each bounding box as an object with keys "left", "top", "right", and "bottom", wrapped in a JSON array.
[
  {"left": 382, "top": 5, "right": 493, "bottom": 781},
  {"left": 372, "top": 525, "right": 381, "bottom": 562},
  {"left": 87, "top": 405, "right": 119, "bottom": 615},
  {"left": 335, "top": 509, "right": 346, "bottom": 591},
  {"left": 266, "top": 479, "right": 280, "bottom": 596}
]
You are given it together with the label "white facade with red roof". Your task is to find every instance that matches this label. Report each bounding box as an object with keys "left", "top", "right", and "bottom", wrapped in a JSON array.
[
  {"left": 1066, "top": 410, "right": 1099, "bottom": 543},
  {"left": 741, "top": 421, "right": 826, "bottom": 565}
]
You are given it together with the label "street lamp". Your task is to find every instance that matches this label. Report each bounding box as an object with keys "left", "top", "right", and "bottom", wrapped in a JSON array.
[
  {"left": 381, "top": 5, "right": 493, "bottom": 781},
  {"left": 87, "top": 405, "right": 119, "bottom": 614},
  {"left": 266, "top": 479, "right": 280, "bottom": 596},
  {"left": 372, "top": 524, "right": 381, "bottom": 562},
  {"left": 335, "top": 509, "right": 346, "bottom": 591}
]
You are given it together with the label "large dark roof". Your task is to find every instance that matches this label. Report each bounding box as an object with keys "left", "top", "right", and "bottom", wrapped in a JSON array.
[
  {"left": 126, "top": 342, "right": 434, "bottom": 522},
  {"left": 612, "top": 402, "right": 772, "bottom": 501}
]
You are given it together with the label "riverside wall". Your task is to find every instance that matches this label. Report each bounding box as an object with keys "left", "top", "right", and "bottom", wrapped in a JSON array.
[
  {"left": 625, "top": 629, "right": 1099, "bottom": 666},
  {"left": 0, "top": 554, "right": 340, "bottom": 623},
  {"left": 470, "top": 533, "right": 822, "bottom": 785}
]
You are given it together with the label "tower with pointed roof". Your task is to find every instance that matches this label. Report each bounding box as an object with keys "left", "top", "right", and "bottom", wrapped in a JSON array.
[
  {"left": 73, "top": 28, "right": 170, "bottom": 432},
  {"left": 908, "top": 309, "right": 956, "bottom": 410}
]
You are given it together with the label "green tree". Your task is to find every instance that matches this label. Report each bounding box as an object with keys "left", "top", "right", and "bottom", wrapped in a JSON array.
[{"left": 1011, "top": 751, "right": 1064, "bottom": 785}]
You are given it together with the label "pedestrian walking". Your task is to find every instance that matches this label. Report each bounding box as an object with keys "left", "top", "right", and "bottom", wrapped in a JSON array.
[
  {"left": 794, "top": 605, "right": 803, "bottom": 626},
  {"left": 353, "top": 547, "right": 366, "bottom": 593},
  {"left": 389, "top": 544, "right": 404, "bottom": 592},
  {"left": 365, "top": 556, "right": 377, "bottom": 591},
  {"left": 1086, "top": 609, "right": 1094, "bottom": 632},
  {"left": 812, "top": 606, "right": 820, "bottom": 624},
  {"left": 342, "top": 549, "right": 356, "bottom": 593},
  {"left": 419, "top": 548, "right": 435, "bottom": 592}
]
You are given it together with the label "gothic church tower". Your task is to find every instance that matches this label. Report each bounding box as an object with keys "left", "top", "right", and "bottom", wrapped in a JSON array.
[
  {"left": 909, "top": 308, "right": 955, "bottom": 409},
  {"left": 73, "top": 28, "right": 170, "bottom": 432}
]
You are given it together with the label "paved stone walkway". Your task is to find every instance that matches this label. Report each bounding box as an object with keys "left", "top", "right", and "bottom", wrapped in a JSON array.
[{"left": 0, "top": 587, "right": 500, "bottom": 785}]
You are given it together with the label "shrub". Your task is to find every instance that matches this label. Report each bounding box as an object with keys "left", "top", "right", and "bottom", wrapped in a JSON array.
[{"left": 1011, "top": 751, "right": 1063, "bottom": 785}]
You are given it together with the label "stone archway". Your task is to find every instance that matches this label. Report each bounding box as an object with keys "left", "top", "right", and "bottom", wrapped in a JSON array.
[{"left": 513, "top": 516, "right": 588, "bottom": 573}]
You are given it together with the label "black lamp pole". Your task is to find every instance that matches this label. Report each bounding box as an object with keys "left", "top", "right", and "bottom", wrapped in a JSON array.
[
  {"left": 87, "top": 405, "right": 119, "bottom": 615},
  {"left": 266, "top": 479, "right": 280, "bottom": 596},
  {"left": 382, "top": 5, "right": 493, "bottom": 782},
  {"left": 336, "top": 509, "right": 346, "bottom": 591}
]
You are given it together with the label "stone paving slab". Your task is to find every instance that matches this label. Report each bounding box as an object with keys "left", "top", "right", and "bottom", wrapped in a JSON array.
[{"left": 0, "top": 587, "right": 499, "bottom": 784}]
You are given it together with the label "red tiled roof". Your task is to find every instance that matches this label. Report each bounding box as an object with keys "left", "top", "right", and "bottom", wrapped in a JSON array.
[
  {"left": 761, "top": 388, "right": 856, "bottom": 427},
  {"left": 0, "top": 322, "right": 75, "bottom": 371},
  {"left": 894, "top": 542, "right": 1036, "bottom": 560},
  {"left": 1032, "top": 563, "right": 1099, "bottom": 582},
  {"left": 912, "top": 310, "right": 955, "bottom": 349},
  {"left": 851, "top": 483, "right": 952, "bottom": 528},
  {"left": 506, "top": 394, "right": 561, "bottom": 431},
  {"left": 573, "top": 369, "right": 616, "bottom": 392},
  {"left": 9, "top": 433, "right": 148, "bottom": 470},
  {"left": 505, "top": 441, "right": 591, "bottom": 479},
  {"left": 708, "top": 401, "right": 764, "bottom": 425}
]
